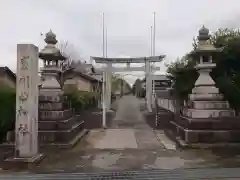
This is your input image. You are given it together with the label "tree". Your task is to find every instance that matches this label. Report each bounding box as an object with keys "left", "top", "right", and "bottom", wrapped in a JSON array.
[
  {"left": 57, "top": 40, "right": 83, "bottom": 70},
  {"left": 166, "top": 55, "right": 198, "bottom": 100},
  {"left": 57, "top": 41, "right": 84, "bottom": 87}
]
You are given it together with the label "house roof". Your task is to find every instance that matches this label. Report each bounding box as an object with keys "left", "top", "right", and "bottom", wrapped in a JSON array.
[
  {"left": 70, "top": 61, "right": 95, "bottom": 73},
  {"left": 141, "top": 75, "right": 170, "bottom": 83},
  {"left": 0, "top": 66, "right": 16, "bottom": 81},
  {"left": 77, "top": 71, "right": 99, "bottom": 81},
  {"left": 63, "top": 66, "right": 102, "bottom": 82},
  {"left": 70, "top": 62, "right": 101, "bottom": 82}
]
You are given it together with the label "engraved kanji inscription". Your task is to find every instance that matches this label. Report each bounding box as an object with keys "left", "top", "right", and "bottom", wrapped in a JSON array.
[
  {"left": 17, "top": 106, "right": 28, "bottom": 117},
  {"left": 18, "top": 124, "right": 29, "bottom": 145},
  {"left": 19, "top": 92, "right": 29, "bottom": 103},
  {"left": 19, "top": 76, "right": 29, "bottom": 88},
  {"left": 20, "top": 56, "right": 29, "bottom": 70}
]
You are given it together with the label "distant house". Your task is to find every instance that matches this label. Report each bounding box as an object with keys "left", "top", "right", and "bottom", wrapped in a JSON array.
[
  {"left": 140, "top": 75, "right": 171, "bottom": 91},
  {"left": 0, "top": 66, "right": 16, "bottom": 88},
  {"left": 152, "top": 75, "right": 172, "bottom": 90},
  {"left": 63, "top": 63, "right": 102, "bottom": 92}
]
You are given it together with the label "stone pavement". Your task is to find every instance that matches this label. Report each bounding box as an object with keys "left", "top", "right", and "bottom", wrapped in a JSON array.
[{"left": 3, "top": 95, "right": 240, "bottom": 176}]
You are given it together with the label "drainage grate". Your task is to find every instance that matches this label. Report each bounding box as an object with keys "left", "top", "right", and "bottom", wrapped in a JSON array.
[{"left": 2, "top": 168, "right": 240, "bottom": 179}]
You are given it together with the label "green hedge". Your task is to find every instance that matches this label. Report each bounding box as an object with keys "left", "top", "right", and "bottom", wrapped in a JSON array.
[
  {"left": 215, "top": 76, "right": 240, "bottom": 109},
  {"left": 64, "top": 86, "right": 100, "bottom": 112},
  {"left": 0, "top": 86, "right": 16, "bottom": 142}
]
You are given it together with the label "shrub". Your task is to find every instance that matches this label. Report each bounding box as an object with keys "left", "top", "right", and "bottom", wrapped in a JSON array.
[
  {"left": 64, "top": 86, "right": 100, "bottom": 112},
  {"left": 215, "top": 76, "right": 240, "bottom": 109},
  {"left": 0, "top": 86, "right": 16, "bottom": 142},
  {"left": 78, "top": 91, "right": 100, "bottom": 109}
]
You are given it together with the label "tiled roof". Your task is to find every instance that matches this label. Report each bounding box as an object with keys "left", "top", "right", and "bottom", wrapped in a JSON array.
[{"left": 0, "top": 66, "right": 16, "bottom": 80}]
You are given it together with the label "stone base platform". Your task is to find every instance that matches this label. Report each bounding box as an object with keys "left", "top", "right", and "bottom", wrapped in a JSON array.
[
  {"left": 0, "top": 129, "right": 89, "bottom": 152},
  {"left": 171, "top": 116, "right": 240, "bottom": 144},
  {"left": 39, "top": 120, "right": 84, "bottom": 144},
  {"left": 3, "top": 153, "right": 44, "bottom": 170},
  {"left": 3, "top": 122, "right": 87, "bottom": 149},
  {"left": 40, "top": 129, "right": 89, "bottom": 149}
]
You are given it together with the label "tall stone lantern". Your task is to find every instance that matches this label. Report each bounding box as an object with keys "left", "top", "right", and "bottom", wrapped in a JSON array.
[
  {"left": 171, "top": 26, "right": 238, "bottom": 145},
  {"left": 38, "top": 30, "right": 84, "bottom": 146},
  {"left": 189, "top": 26, "right": 223, "bottom": 103},
  {"left": 39, "top": 30, "right": 66, "bottom": 97}
]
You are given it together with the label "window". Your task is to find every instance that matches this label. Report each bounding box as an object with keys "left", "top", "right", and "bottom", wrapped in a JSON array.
[{"left": 202, "top": 55, "right": 209, "bottom": 63}]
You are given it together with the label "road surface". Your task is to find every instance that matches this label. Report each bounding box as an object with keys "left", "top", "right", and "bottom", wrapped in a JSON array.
[{"left": 2, "top": 95, "right": 240, "bottom": 179}]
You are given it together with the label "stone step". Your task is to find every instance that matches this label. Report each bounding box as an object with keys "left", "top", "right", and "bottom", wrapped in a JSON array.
[
  {"left": 175, "top": 116, "right": 240, "bottom": 130},
  {"left": 39, "top": 102, "right": 67, "bottom": 111},
  {"left": 191, "top": 101, "right": 230, "bottom": 109},
  {"left": 38, "top": 115, "right": 80, "bottom": 130},
  {"left": 171, "top": 121, "right": 240, "bottom": 143},
  {"left": 40, "top": 109, "right": 73, "bottom": 121},
  {"left": 183, "top": 108, "right": 235, "bottom": 118},
  {"left": 39, "top": 94, "right": 65, "bottom": 103},
  {"left": 39, "top": 121, "right": 84, "bottom": 143},
  {"left": 189, "top": 93, "right": 223, "bottom": 101}
]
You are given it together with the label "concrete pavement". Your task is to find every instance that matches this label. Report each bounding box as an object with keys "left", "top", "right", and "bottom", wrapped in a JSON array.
[
  {"left": 3, "top": 95, "right": 240, "bottom": 176},
  {"left": 26, "top": 95, "right": 225, "bottom": 173}
]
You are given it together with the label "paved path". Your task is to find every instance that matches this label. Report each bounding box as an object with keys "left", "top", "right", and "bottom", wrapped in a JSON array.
[
  {"left": 22, "top": 95, "right": 226, "bottom": 173},
  {"left": 112, "top": 96, "right": 148, "bottom": 129},
  {"left": 1, "top": 95, "right": 240, "bottom": 180},
  {"left": 4, "top": 95, "right": 240, "bottom": 176}
]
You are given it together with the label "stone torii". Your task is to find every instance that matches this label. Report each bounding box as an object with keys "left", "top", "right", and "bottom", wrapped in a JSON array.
[{"left": 91, "top": 55, "right": 165, "bottom": 115}]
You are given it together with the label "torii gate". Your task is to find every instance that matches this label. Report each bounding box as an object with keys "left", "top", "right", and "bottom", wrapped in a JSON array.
[{"left": 91, "top": 55, "right": 164, "bottom": 127}]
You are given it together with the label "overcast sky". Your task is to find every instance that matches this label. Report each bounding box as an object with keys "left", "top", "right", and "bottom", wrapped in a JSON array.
[{"left": 0, "top": 0, "right": 240, "bottom": 84}]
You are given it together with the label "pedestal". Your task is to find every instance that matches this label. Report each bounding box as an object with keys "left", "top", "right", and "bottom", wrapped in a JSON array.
[
  {"left": 4, "top": 154, "right": 44, "bottom": 169},
  {"left": 172, "top": 116, "right": 240, "bottom": 144}
]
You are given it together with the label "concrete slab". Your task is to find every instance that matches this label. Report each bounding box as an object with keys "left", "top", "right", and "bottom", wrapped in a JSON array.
[
  {"left": 155, "top": 130, "right": 176, "bottom": 150},
  {"left": 135, "top": 129, "right": 163, "bottom": 149},
  {"left": 93, "top": 129, "right": 138, "bottom": 149}
]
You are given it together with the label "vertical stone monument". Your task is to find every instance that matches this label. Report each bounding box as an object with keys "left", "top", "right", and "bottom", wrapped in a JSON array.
[
  {"left": 5, "top": 44, "right": 43, "bottom": 165},
  {"left": 172, "top": 26, "right": 240, "bottom": 144}
]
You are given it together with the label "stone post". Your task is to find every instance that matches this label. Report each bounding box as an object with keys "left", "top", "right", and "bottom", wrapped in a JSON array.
[
  {"left": 10, "top": 44, "right": 42, "bottom": 162},
  {"left": 106, "top": 63, "right": 112, "bottom": 110},
  {"left": 146, "top": 59, "right": 152, "bottom": 112}
]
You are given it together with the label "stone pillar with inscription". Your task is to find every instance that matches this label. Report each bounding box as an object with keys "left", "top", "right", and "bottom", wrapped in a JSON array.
[{"left": 5, "top": 44, "right": 43, "bottom": 165}]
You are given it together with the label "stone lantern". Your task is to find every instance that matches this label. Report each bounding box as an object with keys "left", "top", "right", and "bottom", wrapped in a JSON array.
[
  {"left": 185, "top": 26, "right": 235, "bottom": 118},
  {"left": 37, "top": 30, "right": 84, "bottom": 146},
  {"left": 39, "top": 30, "right": 66, "bottom": 95},
  {"left": 189, "top": 26, "right": 223, "bottom": 102},
  {"left": 171, "top": 26, "right": 238, "bottom": 145}
]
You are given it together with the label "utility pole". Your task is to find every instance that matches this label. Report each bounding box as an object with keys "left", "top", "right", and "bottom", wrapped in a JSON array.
[
  {"left": 105, "top": 28, "right": 108, "bottom": 58},
  {"left": 147, "top": 12, "right": 156, "bottom": 112},
  {"left": 150, "top": 26, "right": 153, "bottom": 56},
  {"left": 152, "top": 12, "right": 156, "bottom": 96},
  {"left": 102, "top": 13, "right": 105, "bottom": 58},
  {"left": 153, "top": 12, "right": 156, "bottom": 56},
  {"left": 102, "top": 12, "right": 106, "bottom": 128}
]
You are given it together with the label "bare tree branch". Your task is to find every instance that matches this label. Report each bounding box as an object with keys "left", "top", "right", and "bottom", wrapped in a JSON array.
[{"left": 57, "top": 40, "right": 82, "bottom": 70}]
